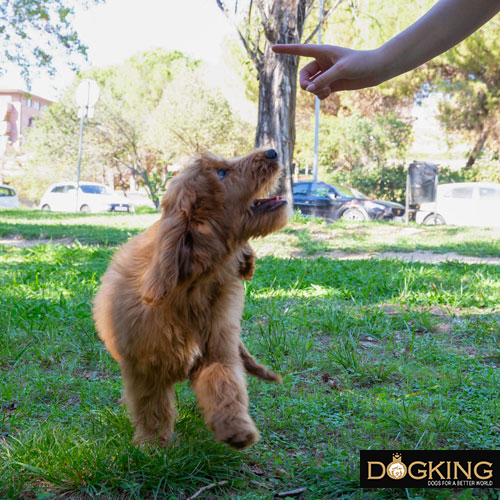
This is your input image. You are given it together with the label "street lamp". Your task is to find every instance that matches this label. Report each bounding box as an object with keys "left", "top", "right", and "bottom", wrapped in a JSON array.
[
  {"left": 74, "top": 79, "right": 99, "bottom": 212},
  {"left": 312, "top": 0, "right": 324, "bottom": 182}
]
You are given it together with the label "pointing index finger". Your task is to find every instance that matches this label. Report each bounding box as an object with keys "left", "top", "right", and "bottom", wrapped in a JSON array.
[{"left": 272, "top": 44, "right": 325, "bottom": 58}]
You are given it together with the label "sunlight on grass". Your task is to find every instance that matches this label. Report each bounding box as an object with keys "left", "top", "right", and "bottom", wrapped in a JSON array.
[{"left": 0, "top": 211, "right": 499, "bottom": 499}]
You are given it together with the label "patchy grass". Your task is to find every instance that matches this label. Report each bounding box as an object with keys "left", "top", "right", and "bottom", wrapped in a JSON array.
[
  {"left": 0, "top": 208, "right": 159, "bottom": 246},
  {"left": 0, "top": 235, "right": 499, "bottom": 498},
  {"left": 1, "top": 209, "right": 500, "bottom": 258}
]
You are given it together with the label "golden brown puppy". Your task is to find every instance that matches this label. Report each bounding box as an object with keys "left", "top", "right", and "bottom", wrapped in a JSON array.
[{"left": 93, "top": 149, "right": 289, "bottom": 449}]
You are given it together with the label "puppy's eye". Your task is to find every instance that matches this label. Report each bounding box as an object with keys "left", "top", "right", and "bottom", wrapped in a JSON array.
[{"left": 218, "top": 169, "right": 228, "bottom": 179}]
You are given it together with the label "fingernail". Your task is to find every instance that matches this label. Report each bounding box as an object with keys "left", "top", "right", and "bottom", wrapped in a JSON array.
[{"left": 306, "top": 83, "right": 317, "bottom": 92}]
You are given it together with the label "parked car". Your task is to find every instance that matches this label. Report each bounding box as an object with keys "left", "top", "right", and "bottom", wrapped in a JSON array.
[
  {"left": 292, "top": 181, "right": 405, "bottom": 221},
  {"left": 415, "top": 182, "right": 500, "bottom": 227},
  {"left": 0, "top": 184, "right": 20, "bottom": 209},
  {"left": 39, "top": 181, "right": 134, "bottom": 213}
]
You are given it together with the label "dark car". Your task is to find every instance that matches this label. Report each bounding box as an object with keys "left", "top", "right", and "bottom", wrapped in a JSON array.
[{"left": 292, "top": 181, "right": 405, "bottom": 221}]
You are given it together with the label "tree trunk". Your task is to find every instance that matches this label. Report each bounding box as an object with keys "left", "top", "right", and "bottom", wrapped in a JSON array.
[
  {"left": 465, "top": 126, "right": 489, "bottom": 169},
  {"left": 254, "top": 0, "right": 307, "bottom": 200},
  {"left": 217, "top": 0, "right": 313, "bottom": 198},
  {"left": 255, "top": 46, "right": 299, "bottom": 198}
]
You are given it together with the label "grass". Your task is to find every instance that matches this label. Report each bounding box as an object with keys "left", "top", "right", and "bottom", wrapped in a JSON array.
[
  {"left": 1, "top": 208, "right": 500, "bottom": 257},
  {"left": 0, "top": 209, "right": 499, "bottom": 499}
]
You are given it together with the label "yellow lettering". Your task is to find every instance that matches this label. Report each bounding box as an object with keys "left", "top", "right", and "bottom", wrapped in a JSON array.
[
  {"left": 474, "top": 462, "right": 493, "bottom": 480},
  {"left": 428, "top": 461, "right": 445, "bottom": 479},
  {"left": 454, "top": 462, "right": 471, "bottom": 480},
  {"left": 367, "top": 462, "right": 386, "bottom": 479},
  {"left": 408, "top": 461, "right": 427, "bottom": 480}
]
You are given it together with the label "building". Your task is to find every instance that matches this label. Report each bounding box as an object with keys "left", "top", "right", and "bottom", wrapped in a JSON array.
[{"left": 0, "top": 89, "right": 52, "bottom": 155}]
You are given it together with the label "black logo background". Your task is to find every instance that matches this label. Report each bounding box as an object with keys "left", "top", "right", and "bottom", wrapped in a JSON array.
[{"left": 361, "top": 450, "right": 500, "bottom": 488}]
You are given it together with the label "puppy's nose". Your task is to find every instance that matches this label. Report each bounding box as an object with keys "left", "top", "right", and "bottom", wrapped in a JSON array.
[{"left": 265, "top": 149, "right": 277, "bottom": 160}]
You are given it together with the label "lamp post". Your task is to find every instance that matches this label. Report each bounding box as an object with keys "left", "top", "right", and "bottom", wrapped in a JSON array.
[
  {"left": 74, "top": 79, "right": 99, "bottom": 212},
  {"left": 312, "top": 0, "right": 323, "bottom": 182}
]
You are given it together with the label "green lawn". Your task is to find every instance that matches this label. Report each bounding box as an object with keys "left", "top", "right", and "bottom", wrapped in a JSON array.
[
  {"left": 1, "top": 208, "right": 499, "bottom": 257},
  {"left": 0, "top": 210, "right": 499, "bottom": 499}
]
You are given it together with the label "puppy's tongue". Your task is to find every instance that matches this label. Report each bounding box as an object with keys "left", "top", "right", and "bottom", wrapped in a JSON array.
[{"left": 251, "top": 196, "right": 287, "bottom": 214}]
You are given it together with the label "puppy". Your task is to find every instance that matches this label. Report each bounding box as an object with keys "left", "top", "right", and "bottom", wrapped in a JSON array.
[{"left": 93, "top": 148, "right": 289, "bottom": 449}]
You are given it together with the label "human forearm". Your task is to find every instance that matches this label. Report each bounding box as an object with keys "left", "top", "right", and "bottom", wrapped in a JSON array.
[
  {"left": 272, "top": 0, "right": 500, "bottom": 98},
  {"left": 378, "top": 0, "right": 500, "bottom": 81}
]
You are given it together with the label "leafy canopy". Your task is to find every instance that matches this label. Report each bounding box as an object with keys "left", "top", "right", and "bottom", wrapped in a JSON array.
[{"left": 0, "top": 0, "right": 102, "bottom": 84}]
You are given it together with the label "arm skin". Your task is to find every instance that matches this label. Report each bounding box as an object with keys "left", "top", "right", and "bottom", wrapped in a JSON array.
[{"left": 272, "top": 0, "right": 500, "bottom": 99}]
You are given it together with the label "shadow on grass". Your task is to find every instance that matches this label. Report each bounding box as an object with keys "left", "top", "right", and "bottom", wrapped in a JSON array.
[{"left": 0, "top": 221, "right": 140, "bottom": 246}]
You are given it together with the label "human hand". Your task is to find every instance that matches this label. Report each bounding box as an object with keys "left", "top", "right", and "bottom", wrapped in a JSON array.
[{"left": 272, "top": 44, "right": 387, "bottom": 99}]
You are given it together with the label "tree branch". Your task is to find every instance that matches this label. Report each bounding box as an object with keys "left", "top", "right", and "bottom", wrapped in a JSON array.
[
  {"left": 303, "top": 0, "right": 344, "bottom": 44},
  {"left": 216, "top": 0, "right": 262, "bottom": 70}
]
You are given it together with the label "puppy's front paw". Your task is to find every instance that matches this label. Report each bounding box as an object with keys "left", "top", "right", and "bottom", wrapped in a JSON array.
[{"left": 213, "top": 414, "right": 260, "bottom": 449}]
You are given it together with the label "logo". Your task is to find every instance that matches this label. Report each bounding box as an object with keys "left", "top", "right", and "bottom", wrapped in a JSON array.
[
  {"left": 387, "top": 453, "right": 407, "bottom": 480},
  {"left": 361, "top": 450, "right": 499, "bottom": 489}
]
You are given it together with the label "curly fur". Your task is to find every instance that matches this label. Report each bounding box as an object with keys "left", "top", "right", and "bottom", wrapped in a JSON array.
[{"left": 93, "top": 149, "right": 290, "bottom": 449}]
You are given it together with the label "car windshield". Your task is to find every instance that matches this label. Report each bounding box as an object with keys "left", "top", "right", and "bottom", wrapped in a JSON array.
[
  {"left": 331, "top": 183, "right": 369, "bottom": 199},
  {"left": 80, "top": 185, "right": 108, "bottom": 195}
]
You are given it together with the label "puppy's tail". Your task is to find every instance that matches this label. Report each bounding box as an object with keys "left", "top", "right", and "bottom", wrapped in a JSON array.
[{"left": 239, "top": 342, "right": 282, "bottom": 384}]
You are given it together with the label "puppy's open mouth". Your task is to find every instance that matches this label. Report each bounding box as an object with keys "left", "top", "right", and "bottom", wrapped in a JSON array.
[{"left": 251, "top": 196, "right": 287, "bottom": 214}]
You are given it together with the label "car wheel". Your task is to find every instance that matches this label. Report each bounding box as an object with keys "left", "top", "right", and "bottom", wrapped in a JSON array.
[
  {"left": 342, "top": 207, "right": 367, "bottom": 221},
  {"left": 80, "top": 204, "right": 91, "bottom": 213},
  {"left": 41, "top": 204, "right": 51, "bottom": 211},
  {"left": 423, "top": 213, "right": 446, "bottom": 225}
]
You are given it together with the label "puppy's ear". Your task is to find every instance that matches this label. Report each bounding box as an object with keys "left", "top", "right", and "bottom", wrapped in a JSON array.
[
  {"left": 140, "top": 167, "right": 229, "bottom": 305},
  {"left": 140, "top": 211, "right": 189, "bottom": 305}
]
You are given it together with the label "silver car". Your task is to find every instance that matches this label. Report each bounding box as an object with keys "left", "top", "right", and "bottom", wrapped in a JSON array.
[
  {"left": 0, "top": 184, "right": 20, "bottom": 209},
  {"left": 39, "top": 181, "right": 134, "bottom": 213},
  {"left": 416, "top": 182, "right": 500, "bottom": 227}
]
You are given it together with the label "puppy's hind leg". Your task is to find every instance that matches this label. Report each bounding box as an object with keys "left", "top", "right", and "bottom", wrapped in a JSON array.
[
  {"left": 239, "top": 342, "right": 282, "bottom": 384},
  {"left": 121, "top": 365, "right": 177, "bottom": 448}
]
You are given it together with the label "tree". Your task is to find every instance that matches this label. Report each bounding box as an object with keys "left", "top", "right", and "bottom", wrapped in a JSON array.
[
  {"left": 23, "top": 49, "right": 253, "bottom": 207},
  {"left": 432, "top": 16, "right": 500, "bottom": 169},
  {"left": 149, "top": 72, "right": 252, "bottom": 160},
  {"left": 0, "top": 0, "right": 102, "bottom": 84},
  {"left": 217, "top": 0, "right": 344, "bottom": 199}
]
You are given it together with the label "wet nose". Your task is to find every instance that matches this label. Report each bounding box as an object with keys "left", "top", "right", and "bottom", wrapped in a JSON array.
[{"left": 265, "top": 149, "right": 277, "bottom": 160}]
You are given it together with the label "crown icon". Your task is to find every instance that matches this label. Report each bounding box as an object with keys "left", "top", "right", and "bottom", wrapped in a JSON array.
[{"left": 393, "top": 453, "right": 402, "bottom": 461}]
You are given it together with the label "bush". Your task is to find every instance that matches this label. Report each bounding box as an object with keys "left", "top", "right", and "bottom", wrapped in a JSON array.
[
  {"left": 322, "top": 158, "right": 500, "bottom": 204},
  {"left": 323, "top": 164, "right": 407, "bottom": 203}
]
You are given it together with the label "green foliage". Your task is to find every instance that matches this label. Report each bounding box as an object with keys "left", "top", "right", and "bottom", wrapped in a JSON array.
[
  {"left": 23, "top": 49, "right": 253, "bottom": 206},
  {"left": 18, "top": 101, "right": 78, "bottom": 201},
  {"left": 296, "top": 111, "right": 413, "bottom": 174},
  {"left": 149, "top": 71, "right": 253, "bottom": 158},
  {"left": 462, "top": 155, "right": 500, "bottom": 183},
  {"left": 433, "top": 17, "right": 500, "bottom": 163},
  {"left": 324, "top": 163, "right": 407, "bottom": 203},
  {"left": 0, "top": 0, "right": 102, "bottom": 83},
  {"left": 295, "top": 111, "right": 413, "bottom": 201}
]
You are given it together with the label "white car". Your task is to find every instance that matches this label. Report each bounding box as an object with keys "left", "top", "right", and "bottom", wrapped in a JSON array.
[
  {"left": 416, "top": 182, "right": 500, "bottom": 227},
  {"left": 39, "top": 181, "right": 134, "bottom": 213},
  {"left": 0, "top": 184, "right": 20, "bottom": 209}
]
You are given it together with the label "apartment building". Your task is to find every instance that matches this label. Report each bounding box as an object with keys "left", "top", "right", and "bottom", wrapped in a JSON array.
[{"left": 0, "top": 89, "right": 52, "bottom": 154}]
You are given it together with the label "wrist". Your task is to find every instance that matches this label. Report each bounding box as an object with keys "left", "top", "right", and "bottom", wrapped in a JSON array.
[
  {"left": 374, "top": 40, "right": 409, "bottom": 84},
  {"left": 369, "top": 46, "right": 397, "bottom": 85}
]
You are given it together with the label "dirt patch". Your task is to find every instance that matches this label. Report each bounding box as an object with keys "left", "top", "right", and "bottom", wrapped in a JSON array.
[
  {"left": 286, "top": 249, "right": 500, "bottom": 265},
  {"left": 1, "top": 235, "right": 499, "bottom": 265},
  {"left": 0, "top": 236, "right": 73, "bottom": 247}
]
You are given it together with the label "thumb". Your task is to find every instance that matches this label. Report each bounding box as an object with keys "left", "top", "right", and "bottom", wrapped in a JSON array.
[{"left": 307, "top": 61, "right": 346, "bottom": 92}]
